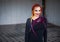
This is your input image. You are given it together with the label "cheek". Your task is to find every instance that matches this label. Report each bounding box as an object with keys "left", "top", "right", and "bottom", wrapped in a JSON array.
[{"left": 39, "top": 11, "right": 42, "bottom": 14}]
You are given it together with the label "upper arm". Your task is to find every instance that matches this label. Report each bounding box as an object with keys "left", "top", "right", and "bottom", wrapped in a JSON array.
[
  {"left": 25, "top": 18, "right": 30, "bottom": 32},
  {"left": 44, "top": 17, "right": 47, "bottom": 26}
]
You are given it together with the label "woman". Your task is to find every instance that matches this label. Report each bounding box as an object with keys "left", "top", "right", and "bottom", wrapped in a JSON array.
[{"left": 25, "top": 4, "right": 47, "bottom": 42}]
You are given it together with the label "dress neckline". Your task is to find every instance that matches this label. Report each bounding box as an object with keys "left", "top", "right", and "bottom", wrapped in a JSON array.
[{"left": 32, "top": 16, "right": 40, "bottom": 21}]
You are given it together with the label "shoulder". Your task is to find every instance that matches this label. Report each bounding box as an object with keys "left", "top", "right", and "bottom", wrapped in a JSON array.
[
  {"left": 27, "top": 18, "right": 31, "bottom": 21},
  {"left": 40, "top": 16, "right": 47, "bottom": 23},
  {"left": 26, "top": 18, "right": 31, "bottom": 23},
  {"left": 41, "top": 16, "right": 47, "bottom": 21},
  {"left": 41, "top": 16, "right": 46, "bottom": 19}
]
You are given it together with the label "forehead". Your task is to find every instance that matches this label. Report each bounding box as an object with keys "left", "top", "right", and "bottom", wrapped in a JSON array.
[{"left": 34, "top": 6, "right": 41, "bottom": 10}]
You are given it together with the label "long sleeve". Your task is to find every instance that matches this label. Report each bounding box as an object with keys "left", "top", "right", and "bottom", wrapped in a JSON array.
[
  {"left": 25, "top": 18, "right": 30, "bottom": 42},
  {"left": 43, "top": 17, "right": 47, "bottom": 42},
  {"left": 43, "top": 28, "right": 47, "bottom": 42}
]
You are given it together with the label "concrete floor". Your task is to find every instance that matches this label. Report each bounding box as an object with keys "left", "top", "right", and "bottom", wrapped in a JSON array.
[{"left": 0, "top": 23, "right": 60, "bottom": 42}]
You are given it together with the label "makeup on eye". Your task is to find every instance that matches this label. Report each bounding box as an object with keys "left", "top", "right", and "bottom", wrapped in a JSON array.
[
  {"left": 35, "top": 10, "right": 37, "bottom": 11},
  {"left": 35, "top": 10, "right": 40, "bottom": 12}
]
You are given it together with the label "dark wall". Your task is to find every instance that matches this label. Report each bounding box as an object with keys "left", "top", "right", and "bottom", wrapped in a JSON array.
[{"left": 46, "top": 0, "right": 60, "bottom": 26}]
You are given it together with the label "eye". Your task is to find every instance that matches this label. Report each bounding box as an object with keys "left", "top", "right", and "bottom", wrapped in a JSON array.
[
  {"left": 35, "top": 10, "right": 37, "bottom": 11},
  {"left": 39, "top": 10, "right": 41, "bottom": 11}
]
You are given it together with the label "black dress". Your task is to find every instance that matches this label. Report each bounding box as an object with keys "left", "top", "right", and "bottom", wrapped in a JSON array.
[{"left": 25, "top": 16, "right": 47, "bottom": 42}]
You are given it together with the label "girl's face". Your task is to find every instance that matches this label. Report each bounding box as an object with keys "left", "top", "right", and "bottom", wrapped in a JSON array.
[{"left": 33, "top": 6, "right": 42, "bottom": 17}]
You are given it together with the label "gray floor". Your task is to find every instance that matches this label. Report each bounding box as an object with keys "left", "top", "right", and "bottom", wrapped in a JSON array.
[{"left": 0, "top": 23, "right": 60, "bottom": 42}]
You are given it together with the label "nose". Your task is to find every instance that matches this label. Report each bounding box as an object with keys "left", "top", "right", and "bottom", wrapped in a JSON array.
[{"left": 37, "top": 10, "right": 40, "bottom": 13}]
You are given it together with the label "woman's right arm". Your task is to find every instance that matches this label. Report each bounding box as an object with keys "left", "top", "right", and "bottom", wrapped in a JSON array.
[{"left": 25, "top": 18, "right": 30, "bottom": 42}]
